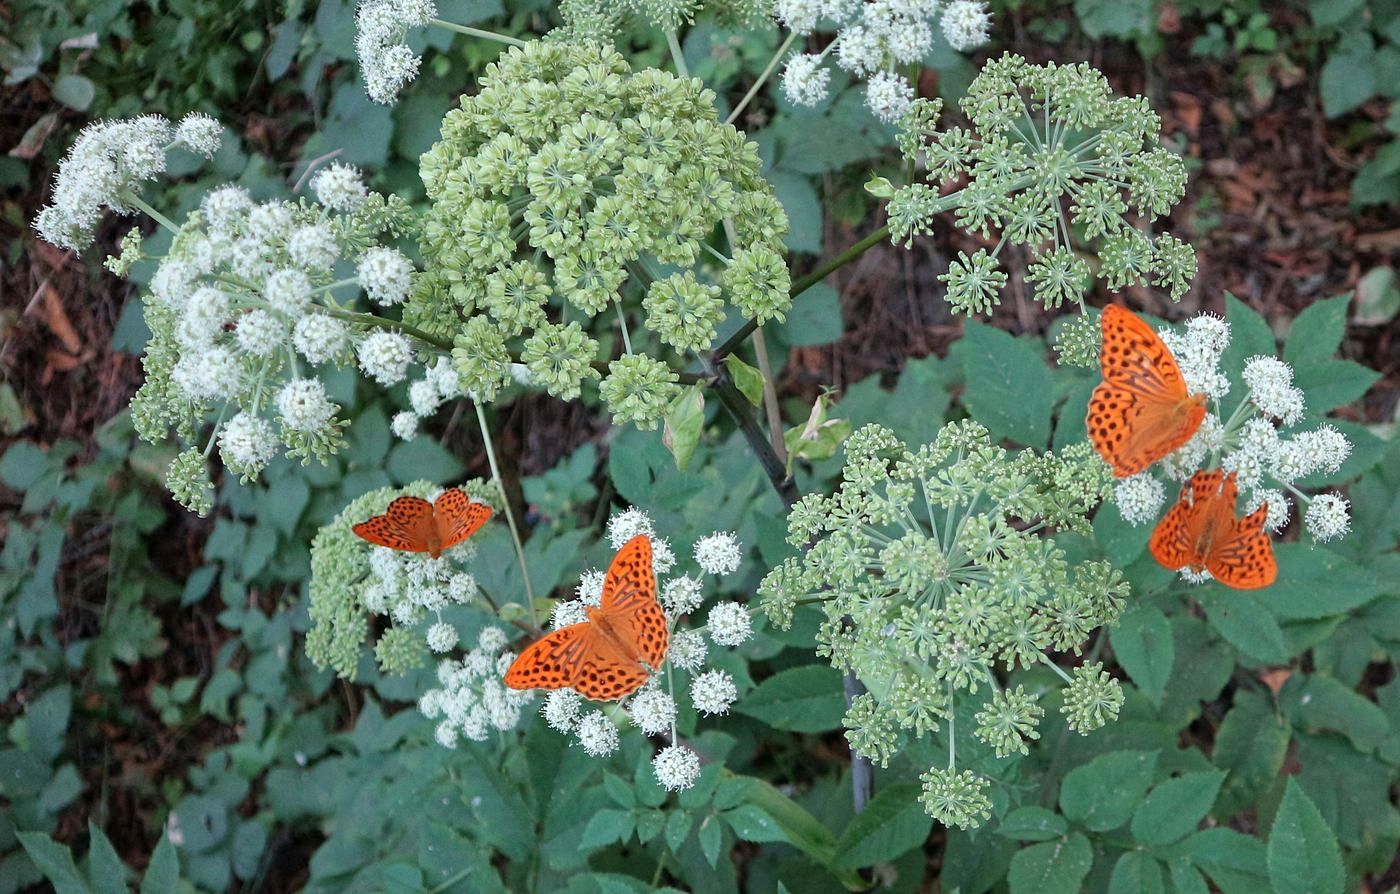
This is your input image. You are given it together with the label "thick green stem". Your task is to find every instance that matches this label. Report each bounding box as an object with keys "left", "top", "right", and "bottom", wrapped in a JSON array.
[
  {"left": 474, "top": 401, "right": 538, "bottom": 631},
  {"left": 725, "top": 31, "right": 797, "bottom": 126},
  {"left": 323, "top": 307, "right": 453, "bottom": 352},
  {"left": 750, "top": 328, "right": 788, "bottom": 466},
  {"left": 665, "top": 30, "right": 689, "bottom": 78},
  {"left": 429, "top": 19, "right": 527, "bottom": 47},
  {"left": 702, "top": 357, "right": 799, "bottom": 508}
]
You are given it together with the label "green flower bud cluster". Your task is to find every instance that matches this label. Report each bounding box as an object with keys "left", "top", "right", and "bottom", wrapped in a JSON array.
[
  {"left": 409, "top": 40, "right": 789, "bottom": 430},
  {"left": 307, "top": 480, "right": 497, "bottom": 680},
  {"left": 757, "top": 421, "right": 1124, "bottom": 827},
  {"left": 887, "top": 54, "right": 1197, "bottom": 316}
]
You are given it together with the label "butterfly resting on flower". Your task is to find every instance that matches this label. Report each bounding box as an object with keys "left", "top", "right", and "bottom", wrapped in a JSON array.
[
  {"left": 1088, "top": 305, "right": 1207, "bottom": 478},
  {"left": 352, "top": 487, "right": 492, "bottom": 559},
  {"left": 1150, "top": 470, "right": 1277, "bottom": 590},
  {"left": 505, "top": 535, "right": 669, "bottom": 701}
]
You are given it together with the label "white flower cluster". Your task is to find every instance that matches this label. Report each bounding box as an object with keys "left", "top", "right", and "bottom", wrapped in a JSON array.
[
  {"left": 355, "top": 0, "right": 438, "bottom": 104},
  {"left": 34, "top": 113, "right": 222, "bottom": 251},
  {"left": 362, "top": 532, "right": 480, "bottom": 630},
  {"left": 419, "top": 627, "right": 534, "bottom": 747},
  {"left": 536, "top": 508, "right": 753, "bottom": 791},
  {"left": 775, "top": 0, "right": 992, "bottom": 122},
  {"left": 390, "top": 358, "right": 465, "bottom": 442},
  {"left": 1114, "top": 314, "right": 1354, "bottom": 547}
]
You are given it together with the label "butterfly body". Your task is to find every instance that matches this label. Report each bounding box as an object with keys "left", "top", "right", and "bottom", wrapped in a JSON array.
[
  {"left": 1088, "top": 305, "right": 1207, "bottom": 477},
  {"left": 352, "top": 488, "right": 492, "bottom": 559},
  {"left": 505, "top": 534, "right": 669, "bottom": 701},
  {"left": 1149, "top": 470, "right": 1276, "bottom": 589}
]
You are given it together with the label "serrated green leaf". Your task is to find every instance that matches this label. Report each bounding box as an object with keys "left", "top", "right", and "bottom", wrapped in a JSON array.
[
  {"left": 579, "top": 809, "right": 634, "bottom": 849},
  {"left": 602, "top": 773, "right": 635, "bottom": 809},
  {"left": 1060, "top": 750, "right": 1158, "bottom": 832},
  {"left": 724, "top": 804, "right": 787, "bottom": 843},
  {"left": 140, "top": 831, "right": 178, "bottom": 894},
  {"left": 1108, "top": 851, "right": 1164, "bottom": 894},
  {"left": 1284, "top": 295, "right": 1351, "bottom": 368},
  {"left": 86, "top": 822, "right": 128, "bottom": 894},
  {"left": 1110, "top": 604, "right": 1174, "bottom": 702},
  {"left": 664, "top": 810, "right": 692, "bottom": 853},
  {"left": 1321, "top": 51, "right": 1376, "bottom": 117},
  {"left": 1184, "top": 827, "right": 1269, "bottom": 894},
  {"left": 995, "top": 806, "right": 1067, "bottom": 842},
  {"left": 0, "top": 441, "right": 48, "bottom": 491},
  {"left": 1212, "top": 691, "right": 1290, "bottom": 818},
  {"left": 698, "top": 814, "right": 723, "bottom": 867},
  {"left": 961, "top": 321, "right": 1053, "bottom": 447},
  {"left": 1267, "top": 779, "right": 1344, "bottom": 894},
  {"left": 1007, "top": 832, "right": 1093, "bottom": 894},
  {"left": 17, "top": 832, "right": 91, "bottom": 894},
  {"left": 52, "top": 74, "right": 95, "bottom": 111},
  {"left": 1267, "top": 545, "right": 1386, "bottom": 620},
  {"left": 1196, "top": 590, "right": 1290, "bottom": 663},
  {"left": 832, "top": 783, "right": 932, "bottom": 869},
  {"left": 1130, "top": 771, "right": 1225, "bottom": 846},
  {"left": 782, "top": 282, "right": 843, "bottom": 346},
  {"left": 734, "top": 665, "right": 845, "bottom": 732},
  {"left": 1288, "top": 673, "right": 1390, "bottom": 751}
]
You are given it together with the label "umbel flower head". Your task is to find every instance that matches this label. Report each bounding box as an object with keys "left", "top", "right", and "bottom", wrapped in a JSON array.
[
  {"left": 886, "top": 54, "right": 1196, "bottom": 315},
  {"left": 1106, "top": 311, "right": 1354, "bottom": 557},
  {"left": 408, "top": 40, "right": 790, "bottom": 430},
  {"left": 758, "top": 421, "right": 1125, "bottom": 826},
  {"left": 34, "top": 113, "right": 222, "bottom": 251},
  {"left": 532, "top": 508, "right": 752, "bottom": 793},
  {"left": 555, "top": 0, "right": 773, "bottom": 37},
  {"left": 307, "top": 480, "right": 498, "bottom": 680},
  {"left": 113, "top": 168, "right": 417, "bottom": 513},
  {"left": 775, "top": 0, "right": 993, "bottom": 123}
]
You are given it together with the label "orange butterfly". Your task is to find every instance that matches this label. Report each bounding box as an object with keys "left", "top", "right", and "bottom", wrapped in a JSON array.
[
  {"left": 1149, "top": 470, "right": 1276, "bottom": 590},
  {"left": 351, "top": 487, "right": 492, "bottom": 559},
  {"left": 1087, "top": 305, "right": 1208, "bottom": 478},
  {"left": 504, "top": 534, "right": 669, "bottom": 702}
]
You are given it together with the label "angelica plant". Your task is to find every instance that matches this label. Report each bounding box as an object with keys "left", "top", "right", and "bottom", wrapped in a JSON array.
[
  {"left": 409, "top": 40, "right": 790, "bottom": 430},
  {"left": 883, "top": 54, "right": 1196, "bottom": 315},
  {"left": 758, "top": 421, "right": 1123, "bottom": 828}
]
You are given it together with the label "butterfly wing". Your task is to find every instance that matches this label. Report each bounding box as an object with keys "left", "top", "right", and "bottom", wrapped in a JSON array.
[
  {"left": 352, "top": 496, "right": 436, "bottom": 553},
  {"left": 572, "top": 633, "right": 653, "bottom": 701},
  {"left": 504, "top": 623, "right": 593, "bottom": 692},
  {"left": 599, "top": 535, "right": 668, "bottom": 669},
  {"left": 433, "top": 487, "right": 493, "bottom": 551},
  {"left": 1088, "top": 306, "right": 1207, "bottom": 477},
  {"left": 1206, "top": 502, "right": 1278, "bottom": 590},
  {"left": 1149, "top": 470, "right": 1226, "bottom": 571}
]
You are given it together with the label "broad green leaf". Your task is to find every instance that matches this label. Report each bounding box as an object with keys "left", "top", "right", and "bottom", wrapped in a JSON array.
[
  {"left": 783, "top": 282, "right": 843, "bottom": 346},
  {"left": 386, "top": 437, "right": 465, "bottom": 486},
  {"left": 579, "top": 809, "right": 635, "bottom": 849},
  {"left": 1267, "top": 779, "right": 1344, "bottom": 894},
  {"left": 1108, "top": 851, "right": 1164, "bottom": 894},
  {"left": 86, "top": 822, "right": 127, "bottom": 894},
  {"left": 1059, "top": 750, "right": 1157, "bottom": 832},
  {"left": 17, "top": 832, "right": 91, "bottom": 894},
  {"left": 664, "top": 810, "right": 692, "bottom": 852},
  {"left": 1167, "top": 859, "right": 1210, "bottom": 894},
  {"left": 734, "top": 665, "right": 846, "bottom": 732},
  {"left": 1309, "top": 0, "right": 1366, "bottom": 26},
  {"left": 1212, "top": 691, "right": 1290, "bottom": 818},
  {"left": 1092, "top": 499, "right": 1151, "bottom": 567},
  {"left": 1286, "top": 673, "right": 1390, "bottom": 751},
  {"left": 1320, "top": 51, "right": 1376, "bottom": 117},
  {"left": 140, "top": 832, "right": 178, "bottom": 894},
  {"left": 1292, "top": 359, "right": 1380, "bottom": 413},
  {"left": 1110, "top": 604, "right": 1174, "bottom": 702},
  {"left": 1130, "top": 771, "right": 1225, "bottom": 846},
  {"left": 602, "top": 773, "right": 635, "bottom": 809},
  {"left": 995, "top": 806, "right": 1067, "bottom": 842},
  {"left": 1283, "top": 294, "right": 1350, "bottom": 368},
  {"left": 1267, "top": 545, "right": 1386, "bottom": 620},
  {"left": 1074, "top": 0, "right": 1151, "bottom": 37},
  {"left": 724, "top": 804, "right": 788, "bottom": 843},
  {"left": 832, "top": 783, "right": 932, "bottom": 869},
  {"left": 698, "top": 815, "right": 723, "bottom": 867},
  {"left": 0, "top": 441, "right": 48, "bottom": 491},
  {"left": 1220, "top": 294, "right": 1278, "bottom": 400},
  {"left": 52, "top": 74, "right": 96, "bottom": 111},
  {"left": 1196, "top": 590, "right": 1290, "bottom": 663},
  {"left": 961, "top": 321, "right": 1053, "bottom": 447},
  {"left": 1006, "top": 832, "right": 1093, "bottom": 894},
  {"left": 769, "top": 170, "right": 822, "bottom": 254},
  {"left": 1184, "top": 827, "right": 1269, "bottom": 894}
]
